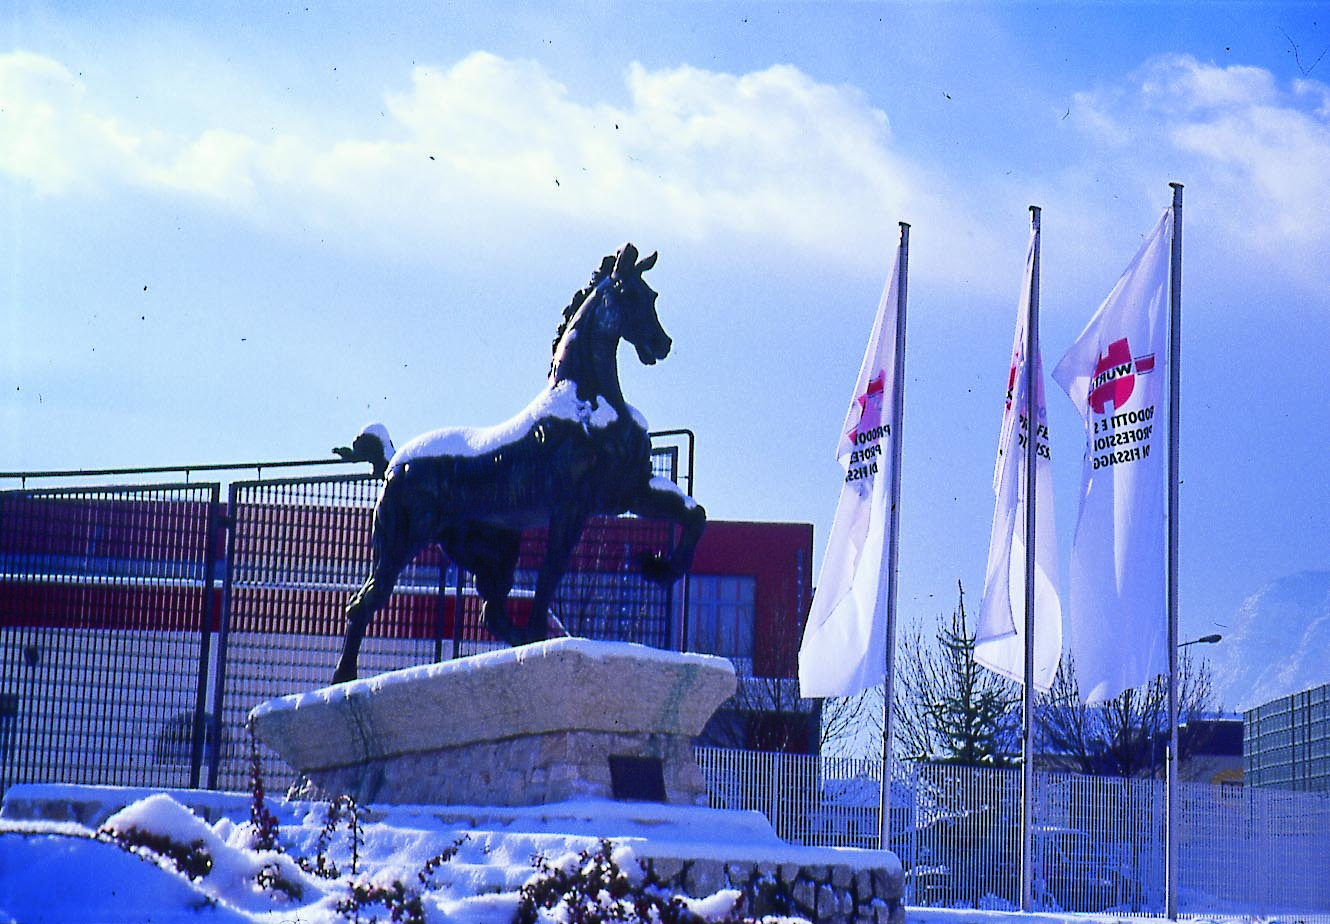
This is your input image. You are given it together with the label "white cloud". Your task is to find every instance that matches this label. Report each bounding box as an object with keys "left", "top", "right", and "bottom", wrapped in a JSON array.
[
  {"left": 0, "top": 49, "right": 968, "bottom": 273},
  {"left": 0, "top": 52, "right": 128, "bottom": 195},
  {"left": 369, "top": 53, "right": 948, "bottom": 260},
  {"left": 1173, "top": 104, "right": 1329, "bottom": 243},
  {"left": 1295, "top": 78, "right": 1330, "bottom": 120},
  {"left": 1139, "top": 54, "right": 1280, "bottom": 112},
  {"left": 156, "top": 129, "right": 263, "bottom": 201},
  {"left": 1073, "top": 54, "right": 1330, "bottom": 290}
]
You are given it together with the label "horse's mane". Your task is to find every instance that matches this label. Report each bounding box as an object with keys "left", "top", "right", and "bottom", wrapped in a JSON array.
[{"left": 549, "top": 255, "right": 616, "bottom": 376}]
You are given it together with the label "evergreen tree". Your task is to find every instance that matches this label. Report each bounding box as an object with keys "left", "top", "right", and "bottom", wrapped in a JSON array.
[{"left": 893, "top": 581, "right": 1020, "bottom": 766}]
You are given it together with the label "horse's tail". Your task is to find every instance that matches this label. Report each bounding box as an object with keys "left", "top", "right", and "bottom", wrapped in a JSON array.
[{"left": 333, "top": 423, "right": 396, "bottom": 479}]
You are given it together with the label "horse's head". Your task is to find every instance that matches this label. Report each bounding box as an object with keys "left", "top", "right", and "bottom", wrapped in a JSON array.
[
  {"left": 549, "top": 244, "right": 671, "bottom": 414},
  {"left": 609, "top": 243, "right": 671, "bottom": 366}
]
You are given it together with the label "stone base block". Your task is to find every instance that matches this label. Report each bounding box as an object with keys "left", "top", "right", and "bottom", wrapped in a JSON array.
[
  {"left": 248, "top": 638, "right": 736, "bottom": 807},
  {"left": 300, "top": 730, "right": 707, "bottom": 806}
]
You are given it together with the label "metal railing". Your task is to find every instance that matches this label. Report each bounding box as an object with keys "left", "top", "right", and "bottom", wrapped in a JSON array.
[
  {"left": 2, "top": 441, "right": 690, "bottom": 796},
  {"left": 0, "top": 482, "right": 221, "bottom": 792},
  {"left": 694, "top": 746, "right": 1330, "bottom": 918},
  {"left": 3, "top": 447, "right": 1327, "bottom": 920},
  {"left": 208, "top": 472, "right": 680, "bottom": 792}
]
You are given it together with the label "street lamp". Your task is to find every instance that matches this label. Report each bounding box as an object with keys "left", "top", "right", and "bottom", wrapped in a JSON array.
[{"left": 1157, "top": 634, "right": 1223, "bottom": 783}]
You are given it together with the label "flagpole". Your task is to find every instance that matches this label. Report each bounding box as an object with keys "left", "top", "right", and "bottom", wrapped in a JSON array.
[
  {"left": 1165, "top": 183, "right": 1184, "bottom": 920},
  {"left": 1019, "top": 206, "right": 1041, "bottom": 913},
  {"left": 878, "top": 221, "right": 910, "bottom": 849}
]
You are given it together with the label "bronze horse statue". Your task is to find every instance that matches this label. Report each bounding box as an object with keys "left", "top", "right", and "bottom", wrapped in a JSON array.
[{"left": 331, "top": 244, "right": 706, "bottom": 683}]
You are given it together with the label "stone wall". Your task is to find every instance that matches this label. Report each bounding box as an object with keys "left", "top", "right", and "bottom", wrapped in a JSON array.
[{"left": 639, "top": 854, "right": 904, "bottom": 924}]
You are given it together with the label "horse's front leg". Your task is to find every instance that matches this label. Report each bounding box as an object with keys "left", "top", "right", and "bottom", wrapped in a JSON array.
[
  {"left": 630, "top": 480, "right": 707, "bottom": 585},
  {"left": 525, "top": 507, "right": 585, "bottom": 645},
  {"left": 334, "top": 474, "right": 429, "bottom": 683},
  {"left": 335, "top": 583, "right": 376, "bottom": 685},
  {"left": 335, "top": 538, "right": 414, "bottom": 684}
]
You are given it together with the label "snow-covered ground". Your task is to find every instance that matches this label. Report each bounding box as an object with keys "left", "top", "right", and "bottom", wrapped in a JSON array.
[{"left": 0, "top": 785, "right": 1318, "bottom": 924}]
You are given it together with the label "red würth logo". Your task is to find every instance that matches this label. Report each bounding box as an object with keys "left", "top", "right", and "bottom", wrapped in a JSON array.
[
  {"left": 1089, "top": 338, "right": 1155, "bottom": 415},
  {"left": 849, "top": 372, "right": 885, "bottom": 442}
]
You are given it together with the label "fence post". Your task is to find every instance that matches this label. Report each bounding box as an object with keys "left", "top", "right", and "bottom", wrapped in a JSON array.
[
  {"left": 451, "top": 566, "right": 466, "bottom": 659},
  {"left": 206, "top": 484, "right": 240, "bottom": 790},
  {"left": 188, "top": 485, "right": 223, "bottom": 789},
  {"left": 434, "top": 557, "right": 448, "bottom": 664}
]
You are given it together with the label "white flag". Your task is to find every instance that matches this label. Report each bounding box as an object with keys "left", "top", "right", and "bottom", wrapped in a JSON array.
[
  {"left": 976, "top": 225, "right": 1062, "bottom": 690},
  {"left": 799, "top": 248, "right": 904, "bottom": 698},
  {"left": 1053, "top": 209, "right": 1173, "bottom": 704}
]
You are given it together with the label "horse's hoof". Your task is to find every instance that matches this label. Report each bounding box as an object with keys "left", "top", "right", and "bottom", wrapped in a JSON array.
[
  {"left": 331, "top": 665, "right": 357, "bottom": 685},
  {"left": 637, "top": 551, "right": 679, "bottom": 585}
]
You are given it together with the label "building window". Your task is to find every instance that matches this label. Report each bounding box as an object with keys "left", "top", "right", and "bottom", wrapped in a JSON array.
[{"left": 688, "top": 575, "right": 756, "bottom": 659}]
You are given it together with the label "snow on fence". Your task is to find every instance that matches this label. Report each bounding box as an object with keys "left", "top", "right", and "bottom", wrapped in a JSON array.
[{"left": 694, "top": 746, "right": 1330, "bottom": 918}]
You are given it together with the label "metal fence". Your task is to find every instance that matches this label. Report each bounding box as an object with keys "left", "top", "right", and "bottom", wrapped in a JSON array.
[
  {"left": 211, "top": 472, "right": 679, "bottom": 792},
  {"left": 209, "top": 473, "right": 442, "bottom": 791},
  {"left": 9, "top": 454, "right": 1330, "bottom": 919},
  {"left": 2, "top": 443, "right": 688, "bottom": 796},
  {"left": 0, "top": 483, "right": 220, "bottom": 792},
  {"left": 695, "top": 746, "right": 1330, "bottom": 918}
]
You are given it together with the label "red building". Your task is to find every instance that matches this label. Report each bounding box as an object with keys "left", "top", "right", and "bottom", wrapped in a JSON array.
[{"left": 685, "top": 520, "right": 817, "bottom": 754}]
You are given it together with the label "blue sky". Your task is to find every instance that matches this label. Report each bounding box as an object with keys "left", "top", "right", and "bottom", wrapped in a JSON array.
[{"left": 3, "top": 2, "right": 1328, "bottom": 688}]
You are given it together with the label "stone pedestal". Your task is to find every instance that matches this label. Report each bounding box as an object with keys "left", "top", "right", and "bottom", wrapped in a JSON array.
[{"left": 247, "top": 638, "right": 736, "bottom": 807}]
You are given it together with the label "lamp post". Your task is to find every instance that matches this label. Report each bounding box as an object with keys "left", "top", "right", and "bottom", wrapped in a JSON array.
[
  {"left": 1165, "top": 630, "right": 1222, "bottom": 913},
  {"left": 1164, "top": 634, "right": 1222, "bottom": 770},
  {"left": 1160, "top": 634, "right": 1221, "bottom": 770}
]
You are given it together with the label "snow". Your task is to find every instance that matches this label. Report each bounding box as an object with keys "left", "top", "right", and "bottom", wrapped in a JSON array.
[
  {"left": 386, "top": 380, "right": 635, "bottom": 473},
  {"left": 250, "top": 637, "right": 734, "bottom": 720},
  {"left": 1, "top": 791, "right": 811, "bottom": 924},
  {"left": 0, "top": 829, "right": 253, "bottom": 924},
  {"left": 103, "top": 791, "right": 216, "bottom": 847},
  {"left": 903, "top": 912, "right": 1281, "bottom": 924},
  {"left": 1, "top": 785, "right": 1313, "bottom": 924},
  {"left": 650, "top": 474, "right": 698, "bottom": 510},
  {"left": 359, "top": 422, "right": 395, "bottom": 457}
]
